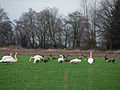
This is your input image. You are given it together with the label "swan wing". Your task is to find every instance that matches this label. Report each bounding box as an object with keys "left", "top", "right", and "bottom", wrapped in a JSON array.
[
  {"left": 34, "top": 55, "right": 43, "bottom": 58},
  {"left": 2, "top": 56, "right": 14, "bottom": 60},
  {"left": 34, "top": 57, "right": 41, "bottom": 61},
  {"left": 3, "top": 59, "right": 16, "bottom": 63},
  {"left": 58, "top": 58, "right": 64, "bottom": 62}
]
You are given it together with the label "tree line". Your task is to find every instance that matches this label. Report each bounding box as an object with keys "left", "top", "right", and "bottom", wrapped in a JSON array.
[{"left": 0, "top": 0, "right": 120, "bottom": 50}]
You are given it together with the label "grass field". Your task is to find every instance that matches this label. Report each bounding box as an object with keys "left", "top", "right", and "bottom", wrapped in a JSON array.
[{"left": 0, "top": 55, "right": 120, "bottom": 90}]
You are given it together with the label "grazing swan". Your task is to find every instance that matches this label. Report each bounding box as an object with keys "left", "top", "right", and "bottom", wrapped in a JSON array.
[
  {"left": 69, "top": 58, "right": 81, "bottom": 64},
  {"left": 0, "top": 53, "right": 18, "bottom": 63},
  {"left": 58, "top": 55, "right": 64, "bottom": 63},
  {"left": 29, "top": 55, "right": 43, "bottom": 63},
  {"left": 88, "top": 52, "right": 94, "bottom": 64}
]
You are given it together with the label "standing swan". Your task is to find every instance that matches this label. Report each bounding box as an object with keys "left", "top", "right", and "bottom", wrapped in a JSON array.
[
  {"left": 0, "top": 53, "right": 18, "bottom": 63},
  {"left": 88, "top": 52, "right": 94, "bottom": 64}
]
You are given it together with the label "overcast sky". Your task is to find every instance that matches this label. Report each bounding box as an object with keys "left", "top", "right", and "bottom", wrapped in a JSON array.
[{"left": 0, "top": 0, "right": 101, "bottom": 21}]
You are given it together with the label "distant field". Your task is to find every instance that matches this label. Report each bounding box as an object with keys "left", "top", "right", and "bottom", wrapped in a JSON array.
[{"left": 0, "top": 55, "right": 120, "bottom": 90}]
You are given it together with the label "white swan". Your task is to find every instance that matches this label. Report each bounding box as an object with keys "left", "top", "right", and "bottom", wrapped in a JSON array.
[
  {"left": 0, "top": 53, "right": 18, "bottom": 63},
  {"left": 58, "top": 55, "right": 64, "bottom": 63},
  {"left": 1, "top": 53, "right": 12, "bottom": 60},
  {"left": 69, "top": 58, "right": 81, "bottom": 64},
  {"left": 29, "top": 55, "right": 43, "bottom": 63},
  {"left": 88, "top": 52, "right": 94, "bottom": 64}
]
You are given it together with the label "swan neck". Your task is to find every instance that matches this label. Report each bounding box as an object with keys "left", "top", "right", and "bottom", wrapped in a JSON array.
[
  {"left": 90, "top": 52, "right": 92, "bottom": 58},
  {"left": 29, "top": 57, "right": 32, "bottom": 61},
  {"left": 15, "top": 53, "right": 18, "bottom": 61},
  {"left": 10, "top": 53, "right": 12, "bottom": 56}
]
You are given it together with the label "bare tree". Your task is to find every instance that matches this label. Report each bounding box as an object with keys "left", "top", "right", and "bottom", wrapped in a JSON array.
[
  {"left": 14, "top": 7, "right": 64, "bottom": 48},
  {"left": 0, "top": 8, "right": 13, "bottom": 46},
  {"left": 14, "top": 8, "right": 38, "bottom": 47},
  {"left": 36, "top": 7, "right": 64, "bottom": 48},
  {"left": 89, "top": 1, "right": 98, "bottom": 49},
  {"left": 96, "top": 0, "right": 120, "bottom": 50},
  {"left": 79, "top": 0, "right": 94, "bottom": 49},
  {"left": 65, "top": 11, "right": 90, "bottom": 49}
]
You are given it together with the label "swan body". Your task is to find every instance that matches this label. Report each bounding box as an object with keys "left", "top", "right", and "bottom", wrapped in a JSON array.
[
  {"left": 1, "top": 58, "right": 16, "bottom": 63},
  {"left": 29, "top": 55, "right": 43, "bottom": 63},
  {"left": 69, "top": 58, "right": 81, "bottom": 64},
  {"left": 0, "top": 53, "right": 17, "bottom": 63},
  {"left": 33, "top": 55, "right": 43, "bottom": 58},
  {"left": 29, "top": 55, "right": 43, "bottom": 61},
  {"left": 88, "top": 52, "right": 94, "bottom": 64},
  {"left": 88, "top": 58, "right": 94, "bottom": 64},
  {"left": 58, "top": 55, "right": 64, "bottom": 63},
  {"left": 1, "top": 53, "right": 13, "bottom": 60}
]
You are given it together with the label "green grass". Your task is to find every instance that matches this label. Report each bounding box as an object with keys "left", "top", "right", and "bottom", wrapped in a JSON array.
[{"left": 0, "top": 55, "right": 120, "bottom": 90}]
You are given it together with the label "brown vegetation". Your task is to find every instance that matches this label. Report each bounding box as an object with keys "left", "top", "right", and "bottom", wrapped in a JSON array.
[{"left": 0, "top": 46, "right": 120, "bottom": 57}]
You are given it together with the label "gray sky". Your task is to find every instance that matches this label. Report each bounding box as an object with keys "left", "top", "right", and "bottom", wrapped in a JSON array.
[{"left": 0, "top": 0, "right": 101, "bottom": 21}]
